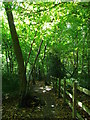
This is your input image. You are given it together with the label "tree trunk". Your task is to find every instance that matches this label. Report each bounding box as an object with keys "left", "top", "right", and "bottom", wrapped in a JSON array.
[
  {"left": 6, "top": 50, "right": 9, "bottom": 72},
  {"left": 41, "top": 44, "right": 47, "bottom": 79},
  {"left": 82, "top": 36, "right": 85, "bottom": 74},
  {"left": 4, "top": 3, "right": 27, "bottom": 105},
  {"left": 11, "top": 50, "right": 14, "bottom": 73},
  {"left": 29, "top": 39, "right": 43, "bottom": 82},
  {"left": 58, "top": 78, "right": 61, "bottom": 98},
  {"left": 87, "top": 19, "right": 90, "bottom": 79},
  {"left": 76, "top": 34, "right": 78, "bottom": 78}
]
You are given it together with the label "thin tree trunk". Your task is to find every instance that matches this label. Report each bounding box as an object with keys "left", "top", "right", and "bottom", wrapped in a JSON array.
[
  {"left": 87, "top": 19, "right": 90, "bottom": 79},
  {"left": 9, "top": 51, "right": 12, "bottom": 73},
  {"left": 42, "top": 44, "right": 47, "bottom": 64},
  {"left": 30, "top": 39, "right": 43, "bottom": 76},
  {"left": 58, "top": 78, "right": 61, "bottom": 98},
  {"left": 11, "top": 50, "right": 13, "bottom": 73},
  {"left": 26, "top": 32, "right": 37, "bottom": 67},
  {"left": 82, "top": 37, "right": 85, "bottom": 73},
  {"left": 76, "top": 33, "right": 78, "bottom": 78},
  {"left": 42, "top": 44, "right": 47, "bottom": 79},
  {"left": 6, "top": 50, "right": 9, "bottom": 72},
  {"left": 73, "top": 33, "right": 78, "bottom": 78}
]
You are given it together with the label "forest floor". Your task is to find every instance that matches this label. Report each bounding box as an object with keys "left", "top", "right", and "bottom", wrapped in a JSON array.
[{"left": 2, "top": 81, "right": 72, "bottom": 120}]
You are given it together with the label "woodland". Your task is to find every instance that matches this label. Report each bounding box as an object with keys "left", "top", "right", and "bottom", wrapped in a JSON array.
[{"left": 1, "top": 1, "right": 90, "bottom": 120}]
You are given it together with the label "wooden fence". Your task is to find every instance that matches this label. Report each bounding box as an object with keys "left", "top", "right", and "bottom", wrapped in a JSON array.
[{"left": 50, "top": 76, "right": 90, "bottom": 120}]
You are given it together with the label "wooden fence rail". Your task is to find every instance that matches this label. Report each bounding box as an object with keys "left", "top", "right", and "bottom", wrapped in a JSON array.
[{"left": 50, "top": 76, "right": 90, "bottom": 120}]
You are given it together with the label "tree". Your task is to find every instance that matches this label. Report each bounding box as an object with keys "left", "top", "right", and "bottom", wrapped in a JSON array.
[
  {"left": 3, "top": 2, "right": 90, "bottom": 99},
  {"left": 4, "top": 2, "right": 27, "bottom": 106}
]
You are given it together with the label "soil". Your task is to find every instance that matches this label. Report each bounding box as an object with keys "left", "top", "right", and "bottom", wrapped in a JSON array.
[{"left": 2, "top": 81, "right": 72, "bottom": 120}]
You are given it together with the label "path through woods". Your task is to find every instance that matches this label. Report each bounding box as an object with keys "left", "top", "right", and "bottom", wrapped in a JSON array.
[{"left": 3, "top": 81, "right": 72, "bottom": 120}]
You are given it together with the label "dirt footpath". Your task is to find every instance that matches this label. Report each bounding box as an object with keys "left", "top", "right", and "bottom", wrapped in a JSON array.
[
  {"left": 2, "top": 81, "right": 72, "bottom": 120},
  {"left": 30, "top": 81, "right": 72, "bottom": 119}
]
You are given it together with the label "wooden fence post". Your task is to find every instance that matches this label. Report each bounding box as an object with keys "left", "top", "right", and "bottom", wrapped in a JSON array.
[
  {"left": 63, "top": 78, "right": 66, "bottom": 105},
  {"left": 58, "top": 78, "right": 61, "bottom": 98},
  {"left": 72, "top": 81, "right": 77, "bottom": 119}
]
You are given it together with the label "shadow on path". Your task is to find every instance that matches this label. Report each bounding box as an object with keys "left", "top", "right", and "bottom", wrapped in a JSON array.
[
  {"left": 30, "top": 81, "right": 72, "bottom": 119},
  {"left": 2, "top": 81, "right": 72, "bottom": 119}
]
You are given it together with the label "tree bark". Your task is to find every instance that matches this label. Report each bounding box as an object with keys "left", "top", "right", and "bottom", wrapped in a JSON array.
[
  {"left": 26, "top": 32, "right": 37, "bottom": 67},
  {"left": 82, "top": 35, "right": 85, "bottom": 73},
  {"left": 30, "top": 39, "right": 43, "bottom": 76},
  {"left": 76, "top": 33, "right": 78, "bottom": 78},
  {"left": 87, "top": 19, "right": 90, "bottom": 79},
  {"left": 6, "top": 50, "right": 9, "bottom": 72},
  {"left": 4, "top": 3, "right": 27, "bottom": 105},
  {"left": 41, "top": 44, "right": 47, "bottom": 79}
]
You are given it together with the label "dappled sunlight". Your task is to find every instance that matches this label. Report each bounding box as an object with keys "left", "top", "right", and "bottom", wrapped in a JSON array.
[
  {"left": 2, "top": 2, "right": 90, "bottom": 120},
  {"left": 43, "top": 90, "right": 46, "bottom": 93},
  {"left": 34, "top": 89, "right": 39, "bottom": 92},
  {"left": 45, "top": 86, "right": 53, "bottom": 91},
  {"left": 39, "top": 85, "right": 53, "bottom": 92},
  {"left": 51, "top": 105, "right": 54, "bottom": 108},
  {"left": 39, "top": 87, "right": 44, "bottom": 90}
]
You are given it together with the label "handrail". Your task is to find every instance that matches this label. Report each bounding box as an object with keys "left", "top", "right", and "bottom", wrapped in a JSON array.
[
  {"left": 77, "top": 86, "right": 90, "bottom": 96},
  {"left": 77, "top": 100, "right": 90, "bottom": 115},
  {"left": 64, "top": 79, "right": 90, "bottom": 119},
  {"left": 66, "top": 91, "right": 72, "bottom": 99},
  {"left": 66, "top": 99, "right": 72, "bottom": 109},
  {"left": 77, "top": 112, "right": 84, "bottom": 120},
  {"left": 52, "top": 77, "right": 90, "bottom": 119}
]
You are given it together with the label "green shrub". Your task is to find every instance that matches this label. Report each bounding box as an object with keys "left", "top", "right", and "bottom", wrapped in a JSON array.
[{"left": 2, "top": 71, "right": 20, "bottom": 94}]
